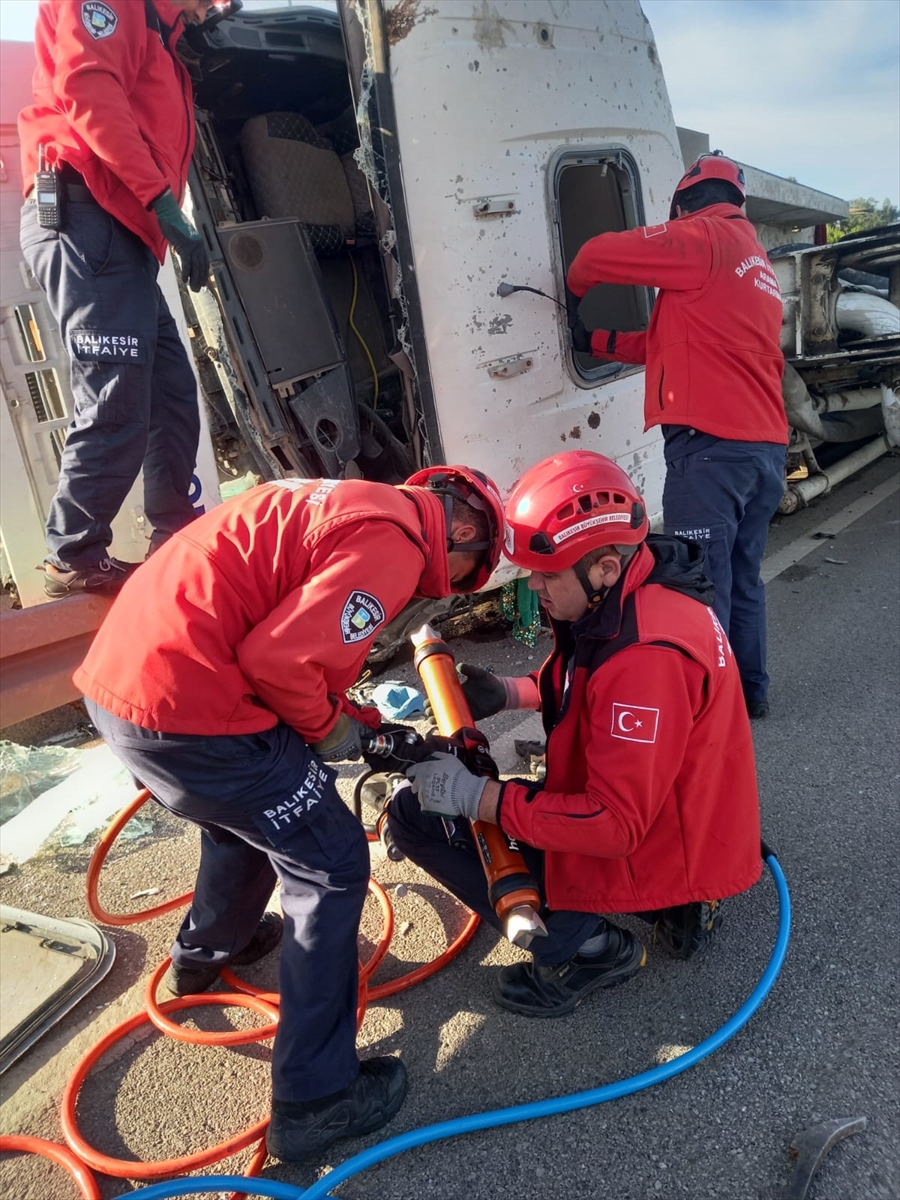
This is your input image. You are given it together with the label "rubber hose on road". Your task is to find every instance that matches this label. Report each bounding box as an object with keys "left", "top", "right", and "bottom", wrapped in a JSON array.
[
  {"left": 123, "top": 852, "right": 791, "bottom": 1200},
  {"left": 0, "top": 1135, "right": 101, "bottom": 1200}
]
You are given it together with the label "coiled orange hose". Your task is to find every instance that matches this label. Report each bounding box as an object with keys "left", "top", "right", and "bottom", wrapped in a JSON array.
[
  {"left": 21, "top": 786, "right": 479, "bottom": 1191},
  {"left": 0, "top": 1134, "right": 101, "bottom": 1200}
]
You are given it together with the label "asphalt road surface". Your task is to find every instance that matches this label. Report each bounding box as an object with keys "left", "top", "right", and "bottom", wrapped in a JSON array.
[{"left": 1, "top": 455, "right": 897, "bottom": 1200}]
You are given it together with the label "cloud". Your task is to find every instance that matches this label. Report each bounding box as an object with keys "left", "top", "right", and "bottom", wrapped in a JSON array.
[{"left": 641, "top": 0, "right": 900, "bottom": 203}]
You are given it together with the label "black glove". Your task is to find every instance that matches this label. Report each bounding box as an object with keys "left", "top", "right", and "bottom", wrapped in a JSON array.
[
  {"left": 565, "top": 287, "right": 593, "bottom": 355},
  {"left": 423, "top": 663, "right": 510, "bottom": 723},
  {"left": 564, "top": 286, "right": 582, "bottom": 326},
  {"left": 570, "top": 316, "right": 593, "bottom": 355},
  {"left": 150, "top": 188, "right": 210, "bottom": 292}
]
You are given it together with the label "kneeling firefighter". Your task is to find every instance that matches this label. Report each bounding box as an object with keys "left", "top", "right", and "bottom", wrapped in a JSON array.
[
  {"left": 74, "top": 466, "right": 504, "bottom": 1161},
  {"left": 390, "top": 450, "right": 762, "bottom": 1017}
]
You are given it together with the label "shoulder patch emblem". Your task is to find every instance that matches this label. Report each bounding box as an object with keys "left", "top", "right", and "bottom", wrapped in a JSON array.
[
  {"left": 643, "top": 223, "right": 668, "bottom": 239},
  {"left": 610, "top": 703, "right": 659, "bottom": 744},
  {"left": 340, "top": 591, "right": 386, "bottom": 645},
  {"left": 82, "top": 1, "right": 118, "bottom": 39}
]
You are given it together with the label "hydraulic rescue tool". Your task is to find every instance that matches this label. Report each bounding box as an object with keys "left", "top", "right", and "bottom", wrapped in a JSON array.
[{"left": 409, "top": 623, "right": 548, "bottom": 949}]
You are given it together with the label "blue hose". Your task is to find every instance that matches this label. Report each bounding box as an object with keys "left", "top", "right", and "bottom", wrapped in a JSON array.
[{"left": 134, "top": 853, "right": 790, "bottom": 1200}]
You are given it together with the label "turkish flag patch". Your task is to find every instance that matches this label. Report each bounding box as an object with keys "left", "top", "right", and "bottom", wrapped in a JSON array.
[{"left": 610, "top": 703, "right": 660, "bottom": 744}]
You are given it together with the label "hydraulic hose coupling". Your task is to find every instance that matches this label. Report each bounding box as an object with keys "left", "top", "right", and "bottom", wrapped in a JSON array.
[
  {"left": 363, "top": 728, "right": 420, "bottom": 759},
  {"left": 410, "top": 623, "right": 548, "bottom": 949}
]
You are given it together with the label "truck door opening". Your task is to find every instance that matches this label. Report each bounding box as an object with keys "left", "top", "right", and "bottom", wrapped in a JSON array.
[{"left": 181, "top": 6, "right": 417, "bottom": 487}]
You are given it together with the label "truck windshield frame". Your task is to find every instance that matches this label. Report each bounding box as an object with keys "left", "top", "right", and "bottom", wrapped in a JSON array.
[{"left": 550, "top": 146, "right": 653, "bottom": 387}]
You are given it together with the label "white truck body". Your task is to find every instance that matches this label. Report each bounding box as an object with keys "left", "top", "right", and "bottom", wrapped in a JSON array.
[{"left": 1, "top": 0, "right": 896, "bottom": 636}]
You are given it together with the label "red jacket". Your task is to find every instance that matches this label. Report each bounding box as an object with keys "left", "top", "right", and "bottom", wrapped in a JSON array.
[
  {"left": 19, "top": 0, "right": 195, "bottom": 261},
  {"left": 75, "top": 479, "right": 452, "bottom": 741},
  {"left": 498, "top": 538, "right": 762, "bottom": 912},
  {"left": 567, "top": 205, "right": 788, "bottom": 445}
]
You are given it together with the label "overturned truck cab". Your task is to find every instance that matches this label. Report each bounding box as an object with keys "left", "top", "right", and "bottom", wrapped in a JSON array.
[{"left": 178, "top": 0, "right": 682, "bottom": 530}]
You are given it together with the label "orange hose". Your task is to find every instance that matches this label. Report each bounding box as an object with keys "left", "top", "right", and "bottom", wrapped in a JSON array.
[
  {"left": 368, "top": 909, "right": 481, "bottom": 1000},
  {"left": 52, "top": 788, "right": 481, "bottom": 1186},
  {"left": 359, "top": 877, "right": 395, "bottom": 982},
  {"left": 85, "top": 789, "right": 193, "bottom": 925},
  {"left": 60, "top": 997, "right": 270, "bottom": 1179},
  {"left": 145, "top": 958, "right": 279, "bottom": 1044},
  {"left": 230, "top": 1136, "right": 268, "bottom": 1200},
  {"left": 0, "top": 1134, "right": 101, "bottom": 1200}
]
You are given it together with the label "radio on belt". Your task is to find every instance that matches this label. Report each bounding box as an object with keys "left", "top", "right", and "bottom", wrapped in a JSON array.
[{"left": 35, "top": 145, "right": 65, "bottom": 231}]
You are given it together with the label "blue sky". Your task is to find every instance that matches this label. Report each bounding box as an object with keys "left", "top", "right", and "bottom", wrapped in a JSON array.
[
  {"left": 642, "top": 0, "right": 900, "bottom": 205},
  {"left": 0, "top": 0, "right": 896, "bottom": 205}
]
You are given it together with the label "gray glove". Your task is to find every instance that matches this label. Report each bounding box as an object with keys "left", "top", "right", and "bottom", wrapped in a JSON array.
[
  {"left": 310, "top": 713, "right": 367, "bottom": 763},
  {"left": 405, "top": 752, "right": 487, "bottom": 821}
]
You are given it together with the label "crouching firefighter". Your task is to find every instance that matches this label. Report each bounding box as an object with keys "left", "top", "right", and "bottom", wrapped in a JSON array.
[
  {"left": 389, "top": 450, "right": 762, "bottom": 1018},
  {"left": 74, "top": 466, "right": 504, "bottom": 1160}
]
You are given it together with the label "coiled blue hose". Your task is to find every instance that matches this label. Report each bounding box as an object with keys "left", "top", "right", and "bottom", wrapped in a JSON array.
[{"left": 134, "top": 853, "right": 790, "bottom": 1200}]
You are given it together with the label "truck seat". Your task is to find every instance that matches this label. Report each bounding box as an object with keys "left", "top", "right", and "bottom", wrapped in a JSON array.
[{"left": 240, "top": 112, "right": 356, "bottom": 255}]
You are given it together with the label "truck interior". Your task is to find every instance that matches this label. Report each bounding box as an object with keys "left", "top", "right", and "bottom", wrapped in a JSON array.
[{"left": 181, "top": 5, "right": 419, "bottom": 489}]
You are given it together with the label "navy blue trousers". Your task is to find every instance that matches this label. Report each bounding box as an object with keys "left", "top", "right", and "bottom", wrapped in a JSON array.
[
  {"left": 662, "top": 432, "right": 786, "bottom": 705},
  {"left": 20, "top": 198, "right": 200, "bottom": 569},
  {"left": 387, "top": 784, "right": 599, "bottom": 967},
  {"left": 86, "top": 702, "right": 369, "bottom": 1103}
]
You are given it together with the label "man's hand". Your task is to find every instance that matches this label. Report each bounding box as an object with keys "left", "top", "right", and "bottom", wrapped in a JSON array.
[
  {"left": 311, "top": 713, "right": 367, "bottom": 763},
  {"left": 564, "top": 287, "right": 593, "bottom": 355},
  {"left": 405, "top": 752, "right": 487, "bottom": 821},
  {"left": 150, "top": 189, "right": 210, "bottom": 292},
  {"left": 570, "top": 317, "right": 593, "bottom": 355}
]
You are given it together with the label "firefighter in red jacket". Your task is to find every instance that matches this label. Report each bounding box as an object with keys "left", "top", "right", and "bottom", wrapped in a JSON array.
[
  {"left": 566, "top": 152, "right": 788, "bottom": 719},
  {"left": 389, "top": 451, "right": 762, "bottom": 1018},
  {"left": 76, "top": 466, "right": 505, "bottom": 1161},
  {"left": 18, "top": 0, "right": 239, "bottom": 598}
]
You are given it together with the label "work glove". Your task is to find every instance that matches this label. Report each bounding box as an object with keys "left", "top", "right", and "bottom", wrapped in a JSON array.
[
  {"left": 405, "top": 752, "right": 487, "bottom": 821},
  {"left": 150, "top": 188, "right": 210, "bottom": 292},
  {"left": 564, "top": 286, "right": 593, "bottom": 355},
  {"left": 564, "top": 286, "right": 582, "bottom": 325},
  {"left": 570, "top": 317, "right": 593, "bottom": 355},
  {"left": 310, "top": 713, "right": 368, "bottom": 763}
]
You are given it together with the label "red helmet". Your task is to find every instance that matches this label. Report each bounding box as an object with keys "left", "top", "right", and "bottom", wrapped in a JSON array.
[
  {"left": 404, "top": 464, "right": 505, "bottom": 592},
  {"left": 504, "top": 451, "right": 648, "bottom": 572},
  {"left": 670, "top": 150, "right": 745, "bottom": 218}
]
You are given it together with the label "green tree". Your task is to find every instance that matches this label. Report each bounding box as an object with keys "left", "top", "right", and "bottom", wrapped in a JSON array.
[{"left": 827, "top": 197, "right": 899, "bottom": 242}]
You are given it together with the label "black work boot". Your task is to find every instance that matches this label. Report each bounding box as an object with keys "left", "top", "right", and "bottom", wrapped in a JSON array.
[
  {"left": 654, "top": 901, "right": 723, "bottom": 960},
  {"left": 163, "top": 911, "right": 284, "bottom": 997},
  {"left": 492, "top": 925, "right": 646, "bottom": 1018},
  {"left": 746, "top": 699, "right": 769, "bottom": 720},
  {"left": 43, "top": 557, "right": 139, "bottom": 599},
  {"left": 266, "top": 1056, "right": 408, "bottom": 1162}
]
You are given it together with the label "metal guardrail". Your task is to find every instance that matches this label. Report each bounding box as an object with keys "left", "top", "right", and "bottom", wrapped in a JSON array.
[{"left": 0, "top": 594, "right": 111, "bottom": 729}]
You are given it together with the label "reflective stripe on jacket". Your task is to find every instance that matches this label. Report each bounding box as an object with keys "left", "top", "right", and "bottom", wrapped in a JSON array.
[
  {"left": 19, "top": 0, "right": 195, "bottom": 260},
  {"left": 567, "top": 204, "right": 788, "bottom": 446},
  {"left": 75, "top": 480, "right": 451, "bottom": 741},
  {"left": 497, "top": 538, "right": 762, "bottom": 912}
]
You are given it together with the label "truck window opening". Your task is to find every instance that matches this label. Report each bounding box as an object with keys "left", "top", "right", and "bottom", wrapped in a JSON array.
[{"left": 553, "top": 151, "right": 652, "bottom": 384}]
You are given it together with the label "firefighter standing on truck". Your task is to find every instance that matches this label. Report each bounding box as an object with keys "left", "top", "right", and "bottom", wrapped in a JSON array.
[
  {"left": 390, "top": 451, "right": 762, "bottom": 1018},
  {"left": 566, "top": 152, "right": 788, "bottom": 719},
  {"left": 18, "top": 0, "right": 238, "bottom": 599},
  {"left": 74, "top": 467, "right": 505, "bottom": 1162}
]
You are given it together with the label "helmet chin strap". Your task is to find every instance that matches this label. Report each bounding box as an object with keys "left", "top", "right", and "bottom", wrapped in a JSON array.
[{"left": 573, "top": 559, "right": 606, "bottom": 609}]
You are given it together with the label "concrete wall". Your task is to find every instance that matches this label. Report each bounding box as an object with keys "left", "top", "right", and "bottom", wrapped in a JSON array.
[{"left": 675, "top": 126, "right": 849, "bottom": 246}]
